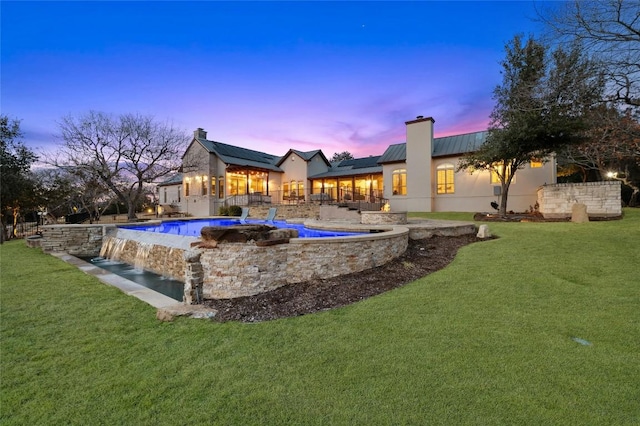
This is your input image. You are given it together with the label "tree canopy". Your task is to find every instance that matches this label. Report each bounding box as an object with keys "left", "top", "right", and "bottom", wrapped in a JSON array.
[
  {"left": 52, "top": 111, "right": 189, "bottom": 220},
  {"left": 1, "top": 115, "right": 38, "bottom": 241},
  {"left": 459, "top": 35, "right": 603, "bottom": 215},
  {"left": 331, "top": 151, "right": 354, "bottom": 162}
]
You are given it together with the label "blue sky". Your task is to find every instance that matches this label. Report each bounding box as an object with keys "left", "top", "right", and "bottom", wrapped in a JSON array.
[{"left": 2, "top": 1, "right": 554, "bottom": 158}]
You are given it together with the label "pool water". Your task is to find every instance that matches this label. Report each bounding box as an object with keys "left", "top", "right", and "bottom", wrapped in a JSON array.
[
  {"left": 122, "top": 219, "right": 363, "bottom": 238},
  {"left": 84, "top": 257, "right": 184, "bottom": 301}
]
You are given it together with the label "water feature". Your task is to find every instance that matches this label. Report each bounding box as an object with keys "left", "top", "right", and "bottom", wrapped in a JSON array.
[
  {"left": 122, "top": 218, "right": 365, "bottom": 238},
  {"left": 82, "top": 256, "right": 185, "bottom": 301}
]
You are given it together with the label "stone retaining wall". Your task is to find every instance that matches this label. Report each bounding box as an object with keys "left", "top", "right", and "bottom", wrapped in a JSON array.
[
  {"left": 40, "top": 224, "right": 113, "bottom": 257},
  {"left": 537, "top": 181, "right": 622, "bottom": 218},
  {"left": 194, "top": 227, "right": 408, "bottom": 299},
  {"left": 361, "top": 211, "right": 407, "bottom": 225},
  {"left": 248, "top": 204, "right": 320, "bottom": 220}
]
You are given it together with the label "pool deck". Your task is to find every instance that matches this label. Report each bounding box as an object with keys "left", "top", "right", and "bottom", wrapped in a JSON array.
[{"left": 52, "top": 218, "right": 477, "bottom": 320}]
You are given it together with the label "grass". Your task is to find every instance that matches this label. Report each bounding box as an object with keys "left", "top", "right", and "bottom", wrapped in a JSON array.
[{"left": 2, "top": 209, "right": 639, "bottom": 425}]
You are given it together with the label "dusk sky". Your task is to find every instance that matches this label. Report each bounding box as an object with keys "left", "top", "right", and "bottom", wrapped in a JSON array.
[{"left": 2, "top": 1, "right": 555, "bottom": 159}]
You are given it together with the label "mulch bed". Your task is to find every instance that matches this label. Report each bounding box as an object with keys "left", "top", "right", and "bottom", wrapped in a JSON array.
[{"left": 203, "top": 234, "right": 486, "bottom": 322}]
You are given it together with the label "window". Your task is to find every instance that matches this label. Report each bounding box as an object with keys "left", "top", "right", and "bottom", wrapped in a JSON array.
[
  {"left": 530, "top": 159, "right": 543, "bottom": 168},
  {"left": 218, "top": 177, "right": 224, "bottom": 198},
  {"left": 178, "top": 186, "right": 181, "bottom": 202},
  {"left": 436, "top": 163, "right": 455, "bottom": 194},
  {"left": 201, "top": 177, "right": 207, "bottom": 196},
  {"left": 491, "top": 164, "right": 515, "bottom": 184},
  {"left": 185, "top": 182, "right": 190, "bottom": 197},
  {"left": 211, "top": 177, "right": 216, "bottom": 199},
  {"left": 392, "top": 169, "right": 406, "bottom": 195},
  {"left": 163, "top": 188, "right": 167, "bottom": 203}
]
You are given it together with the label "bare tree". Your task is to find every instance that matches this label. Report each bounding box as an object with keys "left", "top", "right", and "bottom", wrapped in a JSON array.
[
  {"left": 559, "top": 105, "right": 640, "bottom": 204},
  {"left": 53, "top": 111, "right": 189, "bottom": 220},
  {"left": 541, "top": 0, "right": 640, "bottom": 108}
]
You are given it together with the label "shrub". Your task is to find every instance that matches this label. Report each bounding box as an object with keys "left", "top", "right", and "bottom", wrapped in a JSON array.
[
  {"left": 228, "top": 205, "right": 243, "bottom": 217},
  {"left": 218, "top": 206, "right": 229, "bottom": 216}
]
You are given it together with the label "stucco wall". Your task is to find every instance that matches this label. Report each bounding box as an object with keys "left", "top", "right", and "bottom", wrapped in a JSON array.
[
  {"left": 537, "top": 181, "right": 622, "bottom": 218},
  {"left": 433, "top": 157, "right": 556, "bottom": 213}
]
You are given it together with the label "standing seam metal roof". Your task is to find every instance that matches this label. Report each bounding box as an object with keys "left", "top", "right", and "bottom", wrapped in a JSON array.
[{"left": 378, "top": 131, "right": 487, "bottom": 163}]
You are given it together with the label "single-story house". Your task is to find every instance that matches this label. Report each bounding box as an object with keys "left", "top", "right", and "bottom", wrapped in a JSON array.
[{"left": 157, "top": 116, "right": 556, "bottom": 215}]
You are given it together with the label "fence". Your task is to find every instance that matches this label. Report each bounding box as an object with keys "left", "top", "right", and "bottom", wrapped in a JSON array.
[{"left": 4, "top": 221, "right": 41, "bottom": 239}]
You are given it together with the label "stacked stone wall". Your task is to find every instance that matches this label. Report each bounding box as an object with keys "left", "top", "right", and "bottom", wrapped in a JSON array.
[
  {"left": 40, "top": 224, "right": 112, "bottom": 257},
  {"left": 249, "top": 204, "right": 320, "bottom": 220},
  {"left": 197, "top": 228, "right": 408, "bottom": 299},
  {"left": 537, "top": 181, "right": 622, "bottom": 218},
  {"left": 102, "top": 237, "right": 187, "bottom": 282}
]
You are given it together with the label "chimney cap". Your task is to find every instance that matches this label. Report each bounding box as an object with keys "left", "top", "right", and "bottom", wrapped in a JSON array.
[{"left": 416, "top": 115, "right": 424, "bottom": 119}]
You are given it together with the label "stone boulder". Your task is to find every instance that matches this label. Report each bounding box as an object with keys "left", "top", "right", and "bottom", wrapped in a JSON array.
[
  {"left": 571, "top": 203, "right": 589, "bottom": 223},
  {"left": 199, "top": 224, "right": 298, "bottom": 245}
]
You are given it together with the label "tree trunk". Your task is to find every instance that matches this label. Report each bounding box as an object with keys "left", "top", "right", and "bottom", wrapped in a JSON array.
[
  {"left": 12, "top": 208, "right": 19, "bottom": 238},
  {"left": 0, "top": 219, "right": 7, "bottom": 244},
  {"left": 499, "top": 183, "right": 510, "bottom": 216},
  {"left": 127, "top": 199, "right": 137, "bottom": 221}
]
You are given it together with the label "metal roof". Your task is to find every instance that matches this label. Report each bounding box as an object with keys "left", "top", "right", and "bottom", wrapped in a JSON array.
[
  {"left": 310, "top": 165, "right": 383, "bottom": 179},
  {"left": 157, "top": 173, "right": 183, "bottom": 186},
  {"left": 377, "top": 131, "right": 487, "bottom": 163},
  {"left": 310, "top": 155, "right": 383, "bottom": 179},
  {"left": 432, "top": 131, "right": 488, "bottom": 157},
  {"left": 197, "top": 138, "right": 283, "bottom": 172},
  {"left": 378, "top": 143, "right": 406, "bottom": 164}
]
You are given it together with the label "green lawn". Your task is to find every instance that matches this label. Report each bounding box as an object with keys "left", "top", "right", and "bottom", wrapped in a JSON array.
[{"left": 2, "top": 210, "right": 639, "bottom": 425}]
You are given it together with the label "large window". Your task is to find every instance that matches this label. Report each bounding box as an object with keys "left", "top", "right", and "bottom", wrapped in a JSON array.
[
  {"left": 228, "top": 172, "right": 247, "bottom": 196},
  {"left": 436, "top": 163, "right": 455, "bottom": 194},
  {"left": 392, "top": 169, "right": 406, "bottom": 195},
  {"left": 211, "top": 177, "right": 216, "bottom": 199},
  {"left": 185, "top": 182, "right": 190, "bottom": 197}
]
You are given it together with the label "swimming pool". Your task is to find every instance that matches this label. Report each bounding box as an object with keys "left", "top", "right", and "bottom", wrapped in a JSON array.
[{"left": 122, "top": 219, "right": 365, "bottom": 238}]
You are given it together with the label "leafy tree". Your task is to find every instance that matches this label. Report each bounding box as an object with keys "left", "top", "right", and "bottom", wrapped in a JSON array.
[
  {"left": 52, "top": 111, "right": 189, "bottom": 220},
  {"left": 542, "top": 0, "right": 640, "bottom": 108},
  {"left": 331, "top": 151, "right": 354, "bottom": 162},
  {"left": 459, "top": 35, "right": 602, "bottom": 215},
  {"left": 0, "top": 115, "right": 38, "bottom": 242}
]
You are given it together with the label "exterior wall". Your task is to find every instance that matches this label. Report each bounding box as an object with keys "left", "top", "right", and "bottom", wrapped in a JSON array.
[
  {"left": 433, "top": 156, "right": 556, "bottom": 213},
  {"left": 307, "top": 153, "right": 330, "bottom": 177},
  {"left": 158, "top": 183, "right": 182, "bottom": 214},
  {"left": 383, "top": 162, "right": 409, "bottom": 212},
  {"left": 182, "top": 142, "right": 214, "bottom": 217},
  {"left": 279, "top": 151, "right": 311, "bottom": 201},
  {"left": 537, "top": 181, "right": 622, "bottom": 218},
  {"left": 405, "top": 117, "right": 434, "bottom": 212},
  {"left": 197, "top": 227, "right": 409, "bottom": 299},
  {"left": 40, "top": 224, "right": 113, "bottom": 257}
]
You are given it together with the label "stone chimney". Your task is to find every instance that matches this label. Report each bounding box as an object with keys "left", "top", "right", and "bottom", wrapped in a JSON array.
[{"left": 194, "top": 128, "right": 207, "bottom": 140}]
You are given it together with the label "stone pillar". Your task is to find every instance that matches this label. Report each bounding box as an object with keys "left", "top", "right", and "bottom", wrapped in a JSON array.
[{"left": 183, "top": 249, "right": 204, "bottom": 304}]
